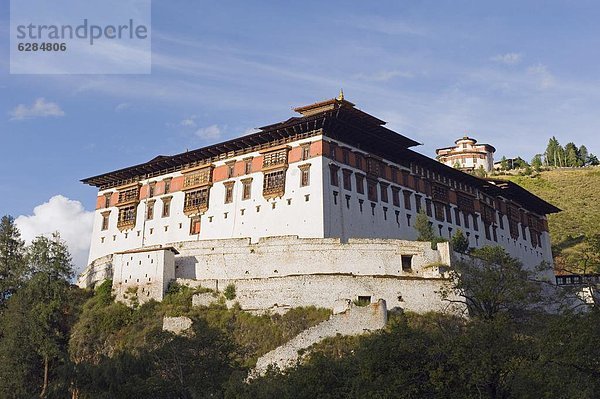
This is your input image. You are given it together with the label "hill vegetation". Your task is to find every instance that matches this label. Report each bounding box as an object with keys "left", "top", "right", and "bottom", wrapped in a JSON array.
[
  {"left": 2, "top": 163, "right": 600, "bottom": 399},
  {"left": 499, "top": 167, "right": 600, "bottom": 271}
]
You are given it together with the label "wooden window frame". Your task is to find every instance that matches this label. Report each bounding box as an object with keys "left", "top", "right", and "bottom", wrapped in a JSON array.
[
  {"left": 241, "top": 178, "right": 253, "bottom": 200},
  {"left": 161, "top": 196, "right": 172, "bottom": 218},
  {"left": 224, "top": 181, "right": 234, "bottom": 204},
  {"left": 299, "top": 164, "right": 311, "bottom": 187}
]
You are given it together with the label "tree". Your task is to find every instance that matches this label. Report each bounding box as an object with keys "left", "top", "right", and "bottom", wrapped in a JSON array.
[
  {"left": 500, "top": 156, "right": 509, "bottom": 171},
  {"left": 450, "top": 229, "right": 469, "bottom": 253},
  {"left": 564, "top": 142, "right": 580, "bottom": 167},
  {"left": 0, "top": 215, "right": 26, "bottom": 307},
  {"left": 0, "top": 233, "right": 78, "bottom": 398},
  {"left": 588, "top": 153, "right": 599, "bottom": 166},
  {"left": 531, "top": 154, "right": 543, "bottom": 171},
  {"left": 513, "top": 157, "right": 529, "bottom": 169},
  {"left": 473, "top": 165, "right": 487, "bottom": 177},
  {"left": 414, "top": 209, "right": 435, "bottom": 242},
  {"left": 441, "top": 246, "right": 543, "bottom": 320},
  {"left": 544, "top": 136, "right": 568, "bottom": 167},
  {"left": 579, "top": 145, "right": 589, "bottom": 165}
]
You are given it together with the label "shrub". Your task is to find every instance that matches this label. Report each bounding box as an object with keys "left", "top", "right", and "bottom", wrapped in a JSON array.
[
  {"left": 223, "top": 284, "right": 236, "bottom": 300},
  {"left": 451, "top": 229, "right": 469, "bottom": 253}
]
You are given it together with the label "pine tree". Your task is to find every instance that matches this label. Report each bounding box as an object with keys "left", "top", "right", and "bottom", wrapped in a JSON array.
[
  {"left": 0, "top": 233, "right": 75, "bottom": 398},
  {"left": 544, "top": 136, "right": 566, "bottom": 167},
  {"left": 415, "top": 209, "right": 435, "bottom": 242},
  {"left": 531, "top": 154, "right": 543, "bottom": 171},
  {"left": 565, "top": 142, "right": 580, "bottom": 167},
  {"left": 450, "top": 229, "right": 469, "bottom": 253},
  {"left": 579, "top": 145, "right": 589, "bottom": 165},
  {"left": 0, "top": 215, "right": 26, "bottom": 306}
]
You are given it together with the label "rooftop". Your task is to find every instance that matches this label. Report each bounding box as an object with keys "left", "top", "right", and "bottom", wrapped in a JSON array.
[{"left": 82, "top": 96, "right": 559, "bottom": 215}]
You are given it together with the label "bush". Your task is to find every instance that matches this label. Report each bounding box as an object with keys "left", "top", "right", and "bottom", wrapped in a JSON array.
[
  {"left": 223, "top": 284, "right": 236, "bottom": 300},
  {"left": 451, "top": 229, "right": 469, "bottom": 253}
]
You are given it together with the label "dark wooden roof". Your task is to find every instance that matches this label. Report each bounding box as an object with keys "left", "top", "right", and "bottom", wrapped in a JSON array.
[
  {"left": 81, "top": 97, "right": 560, "bottom": 215},
  {"left": 81, "top": 97, "right": 419, "bottom": 187}
]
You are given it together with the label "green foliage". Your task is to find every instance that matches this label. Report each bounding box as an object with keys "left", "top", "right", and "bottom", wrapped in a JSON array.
[
  {"left": 223, "top": 283, "right": 237, "bottom": 300},
  {"left": 473, "top": 165, "right": 487, "bottom": 177},
  {"left": 442, "top": 246, "right": 543, "bottom": 320},
  {"left": 0, "top": 232, "right": 85, "bottom": 398},
  {"left": 0, "top": 215, "right": 26, "bottom": 307},
  {"left": 352, "top": 298, "right": 370, "bottom": 307},
  {"left": 450, "top": 229, "right": 469, "bottom": 253},
  {"left": 414, "top": 208, "right": 435, "bottom": 242},
  {"left": 500, "top": 156, "right": 508, "bottom": 170},
  {"left": 531, "top": 153, "right": 543, "bottom": 171},
  {"left": 75, "top": 320, "right": 239, "bottom": 398},
  {"left": 500, "top": 169, "right": 600, "bottom": 271}
]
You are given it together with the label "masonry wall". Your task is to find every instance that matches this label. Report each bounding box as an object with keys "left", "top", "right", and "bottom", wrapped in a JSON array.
[
  {"left": 173, "top": 236, "right": 447, "bottom": 281},
  {"left": 112, "top": 249, "right": 175, "bottom": 303},
  {"left": 182, "top": 274, "right": 449, "bottom": 314}
]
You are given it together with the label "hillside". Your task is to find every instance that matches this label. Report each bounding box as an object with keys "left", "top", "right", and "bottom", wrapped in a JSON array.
[{"left": 498, "top": 167, "right": 600, "bottom": 270}]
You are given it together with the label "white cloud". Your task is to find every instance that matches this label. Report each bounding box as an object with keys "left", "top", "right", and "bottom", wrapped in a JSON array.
[
  {"left": 115, "top": 102, "right": 131, "bottom": 112},
  {"left": 195, "top": 124, "right": 222, "bottom": 141},
  {"left": 9, "top": 98, "right": 65, "bottom": 120},
  {"left": 15, "top": 195, "right": 94, "bottom": 276},
  {"left": 527, "top": 64, "right": 555, "bottom": 89},
  {"left": 491, "top": 53, "right": 522, "bottom": 65},
  {"left": 180, "top": 116, "right": 197, "bottom": 127}
]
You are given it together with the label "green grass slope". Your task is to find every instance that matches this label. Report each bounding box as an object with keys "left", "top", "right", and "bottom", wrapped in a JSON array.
[{"left": 499, "top": 167, "right": 600, "bottom": 269}]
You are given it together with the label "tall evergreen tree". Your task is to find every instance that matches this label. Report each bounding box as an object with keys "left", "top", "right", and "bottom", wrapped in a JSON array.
[
  {"left": 565, "top": 142, "right": 580, "bottom": 167},
  {"left": 0, "top": 215, "right": 26, "bottom": 307},
  {"left": 579, "top": 145, "right": 589, "bottom": 165},
  {"left": 415, "top": 209, "right": 435, "bottom": 242},
  {"left": 0, "top": 233, "right": 77, "bottom": 398}
]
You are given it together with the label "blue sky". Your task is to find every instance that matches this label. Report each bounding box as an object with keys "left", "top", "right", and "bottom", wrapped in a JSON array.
[{"left": 1, "top": 1, "right": 600, "bottom": 269}]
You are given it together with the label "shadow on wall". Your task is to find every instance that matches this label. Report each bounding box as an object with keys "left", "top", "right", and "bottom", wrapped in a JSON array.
[{"left": 175, "top": 256, "right": 199, "bottom": 279}]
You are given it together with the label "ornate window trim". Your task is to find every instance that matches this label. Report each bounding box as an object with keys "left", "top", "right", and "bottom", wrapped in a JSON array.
[
  {"left": 146, "top": 199, "right": 155, "bottom": 220},
  {"left": 298, "top": 164, "right": 311, "bottom": 187},
  {"left": 161, "top": 195, "right": 172, "bottom": 218},
  {"left": 263, "top": 168, "right": 287, "bottom": 199},
  {"left": 117, "top": 205, "right": 137, "bottom": 231},
  {"left": 224, "top": 181, "right": 235, "bottom": 204},
  {"left": 261, "top": 147, "right": 290, "bottom": 171},
  {"left": 182, "top": 164, "right": 214, "bottom": 191},
  {"left": 101, "top": 210, "right": 110, "bottom": 231},
  {"left": 116, "top": 183, "right": 141, "bottom": 207},
  {"left": 241, "top": 178, "right": 253, "bottom": 200},
  {"left": 184, "top": 187, "right": 210, "bottom": 215}
]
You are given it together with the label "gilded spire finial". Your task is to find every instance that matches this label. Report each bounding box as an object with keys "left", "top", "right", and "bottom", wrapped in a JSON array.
[{"left": 337, "top": 88, "right": 344, "bottom": 101}]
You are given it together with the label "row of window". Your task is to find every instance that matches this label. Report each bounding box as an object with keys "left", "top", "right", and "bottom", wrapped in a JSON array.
[
  {"left": 103, "top": 166, "right": 312, "bottom": 231},
  {"left": 556, "top": 275, "right": 600, "bottom": 286},
  {"left": 102, "top": 193, "right": 312, "bottom": 241}
]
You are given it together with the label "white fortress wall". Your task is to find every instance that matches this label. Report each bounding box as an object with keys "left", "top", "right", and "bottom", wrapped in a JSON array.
[
  {"left": 87, "top": 136, "right": 326, "bottom": 264},
  {"left": 112, "top": 247, "right": 176, "bottom": 303},
  {"left": 172, "top": 236, "right": 447, "bottom": 281},
  {"left": 321, "top": 138, "right": 549, "bottom": 270},
  {"left": 184, "top": 274, "right": 449, "bottom": 314}
]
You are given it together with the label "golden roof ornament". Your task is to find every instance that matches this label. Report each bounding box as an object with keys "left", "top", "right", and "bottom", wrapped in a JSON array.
[{"left": 337, "top": 88, "right": 344, "bottom": 101}]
